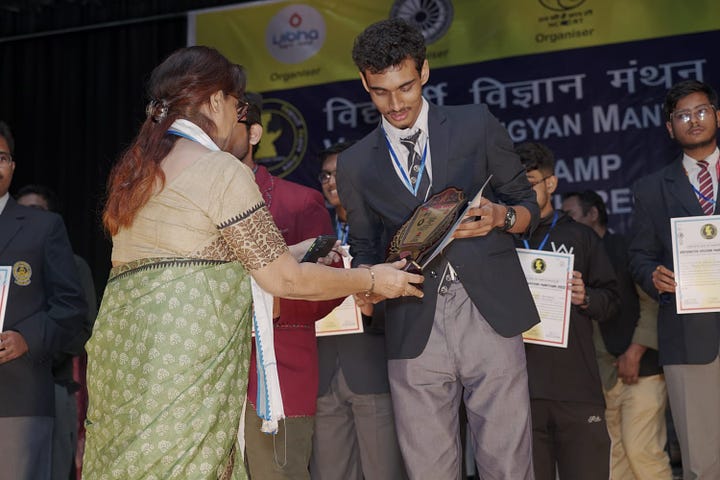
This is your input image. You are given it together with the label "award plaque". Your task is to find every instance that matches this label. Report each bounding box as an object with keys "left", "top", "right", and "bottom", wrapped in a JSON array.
[
  {"left": 386, "top": 175, "right": 493, "bottom": 274},
  {"left": 386, "top": 187, "right": 468, "bottom": 273}
]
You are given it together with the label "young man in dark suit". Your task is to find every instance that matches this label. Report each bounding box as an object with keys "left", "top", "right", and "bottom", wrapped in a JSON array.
[
  {"left": 336, "top": 19, "right": 540, "bottom": 479},
  {"left": 0, "top": 121, "right": 88, "bottom": 480},
  {"left": 628, "top": 79, "right": 720, "bottom": 479}
]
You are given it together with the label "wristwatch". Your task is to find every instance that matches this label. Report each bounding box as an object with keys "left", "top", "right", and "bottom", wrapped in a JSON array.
[{"left": 502, "top": 206, "right": 517, "bottom": 231}]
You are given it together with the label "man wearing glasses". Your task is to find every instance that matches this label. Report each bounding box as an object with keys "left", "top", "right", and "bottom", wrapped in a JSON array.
[
  {"left": 0, "top": 121, "right": 87, "bottom": 480},
  {"left": 628, "top": 80, "right": 720, "bottom": 479}
]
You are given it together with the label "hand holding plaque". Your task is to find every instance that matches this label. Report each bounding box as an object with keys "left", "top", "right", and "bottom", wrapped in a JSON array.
[{"left": 386, "top": 176, "right": 493, "bottom": 275}]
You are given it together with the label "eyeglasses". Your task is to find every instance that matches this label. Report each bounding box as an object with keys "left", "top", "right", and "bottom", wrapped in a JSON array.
[
  {"left": 318, "top": 170, "right": 336, "bottom": 184},
  {"left": 237, "top": 100, "right": 250, "bottom": 123},
  {"left": 528, "top": 174, "right": 551, "bottom": 187},
  {"left": 671, "top": 104, "right": 716, "bottom": 124},
  {"left": 0, "top": 151, "right": 12, "bottom": 166}
]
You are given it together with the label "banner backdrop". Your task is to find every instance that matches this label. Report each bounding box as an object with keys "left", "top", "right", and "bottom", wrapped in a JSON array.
[{"left": 189, "top": 0, "right": 720, "bottom": 233}]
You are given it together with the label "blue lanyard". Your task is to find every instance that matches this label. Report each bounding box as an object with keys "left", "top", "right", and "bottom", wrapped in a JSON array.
[
  {"left": 383, "top": 130, "right": 429, "bottom": 197},
  {"left": 336, "top": 217, "right": 349, "bottom": 246},
  {"left": 683, "top": 163, "right": 718, "bottom": 207},
  {"left": 523, "top": 210, "right": 559, "bottom": 251},
  {"left": 167, "top": 129, "right": 197, "bottom": 142},
  {"left": 691, "top": 184, "right": 717, "bottom": 205}
]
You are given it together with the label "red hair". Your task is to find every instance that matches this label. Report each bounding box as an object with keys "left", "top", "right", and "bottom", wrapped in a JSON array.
[{"left": 103, "top": 46, "right": 246, "bottom": 235}]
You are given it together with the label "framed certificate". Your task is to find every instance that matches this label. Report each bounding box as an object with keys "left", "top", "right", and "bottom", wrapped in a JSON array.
[
  {"left": 316, "top": 246, "right": 364, "bottom": 336},
  {"left": 0, "top": 266, "right": 11, "bottom": 331},
  {"left": 671, "top": 215, "right": 720, "bottom": 314},
  {"left": 516, "top": 248, "right": 574, "bottom": 348}
]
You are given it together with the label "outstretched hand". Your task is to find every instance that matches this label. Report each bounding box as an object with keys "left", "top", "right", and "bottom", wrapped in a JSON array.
[{"left": 355, "top": 259, "right": 424, "bottom": 305}]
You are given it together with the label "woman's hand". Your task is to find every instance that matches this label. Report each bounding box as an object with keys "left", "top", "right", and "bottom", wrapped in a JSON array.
[
  {"left": 358, "top": 259, "right": 424, "bottom": 303},
  {"left": 317, "top": 241, "right": 344, "bottom": 265}
]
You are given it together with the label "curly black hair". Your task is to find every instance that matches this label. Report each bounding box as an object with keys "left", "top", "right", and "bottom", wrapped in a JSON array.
[{"left": 352, "top": 18, "right": 426, "bottom": 75}]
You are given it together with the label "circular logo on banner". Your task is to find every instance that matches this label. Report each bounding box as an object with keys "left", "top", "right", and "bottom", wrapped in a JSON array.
[
  {"left": 255, "top": 98, "right": 307, "bottom": 177},
  {"left": 266, "top": 4, "right": 326, "bottom": 64},
  {"left": 538, "top": 0, "right": 587, "bottom": 12},
  {"left": 531, "top": 258, "right": 547, "bottom": 274},
  {"left": 701, "top": 223, "right": 717, "bottom": 240},
  {"left": 390, "top": 0, "right": 454, "bottom": 44}
]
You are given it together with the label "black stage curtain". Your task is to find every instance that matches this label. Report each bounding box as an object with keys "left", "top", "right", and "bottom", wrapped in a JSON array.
[{"left": 0, "top": 16, "right": 187, "bottom": 299}]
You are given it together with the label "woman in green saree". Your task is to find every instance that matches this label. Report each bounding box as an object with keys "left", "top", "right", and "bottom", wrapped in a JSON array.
[{"left": 83, "top": 46, "right": 423, "bottom": 480}]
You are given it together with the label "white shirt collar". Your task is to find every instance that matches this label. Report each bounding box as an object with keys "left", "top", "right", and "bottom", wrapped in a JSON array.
[
  {"left": 380, "top": 98, "right": 433, "bottom": 200},
  {"left": 682, "top": 147, "right": 719, "bottom": 195},
  {"left": 683, "top": 147, "right": 720, "bottom": 181},
  {"left": 381, "top": 98, "right": 429, "bottom": 142},
  {"left": 0, "top": 192, "right": 9, "bottom": 215},
  {"left": 682, "top": 147, "right": 719, "bottom": 175}
]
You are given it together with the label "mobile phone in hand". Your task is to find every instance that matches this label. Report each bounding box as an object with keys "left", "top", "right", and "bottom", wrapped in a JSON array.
[{"left": 301, "top": 234, "right": 337, "bottom": 263}]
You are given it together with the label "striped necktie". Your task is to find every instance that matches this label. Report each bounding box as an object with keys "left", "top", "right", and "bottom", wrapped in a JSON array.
[
  {"left": 697, "top": 160, "right": 715, "bottom": 215},
  {"left": 400, "top": 130, "right": 430, "bottom": 199}
]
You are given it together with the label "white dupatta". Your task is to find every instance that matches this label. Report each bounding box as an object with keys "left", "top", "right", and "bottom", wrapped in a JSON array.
[{"left": 169, "top": 119, "right": 285, "bottom": 434}]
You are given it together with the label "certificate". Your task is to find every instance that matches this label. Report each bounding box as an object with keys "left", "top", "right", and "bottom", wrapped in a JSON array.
[
  {"left": 315, "top": 246, "right": 364, "bottom": 336},
  {"left": 0, "top": 266, "right": 10, "bottom": 331},
  {"left": 516, "top": 248, "right": 574, "bottom": 348},
  {"left": 670, "top": 215, "right": 720, "bottom": 314}
]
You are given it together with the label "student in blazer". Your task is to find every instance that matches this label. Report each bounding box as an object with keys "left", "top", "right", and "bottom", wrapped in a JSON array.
[
  {"left": 0, "top": 121, "right": 88, "bottom": 480},
  {"left": 628, "top": 80, "right": 720, "bottom": 480},
  {"left": 335, "top": 19, "right": 541, "bottom": 480}
]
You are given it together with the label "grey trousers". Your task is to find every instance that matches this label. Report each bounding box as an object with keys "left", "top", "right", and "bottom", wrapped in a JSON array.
[
  {"left": 310, "top": 366, "right": 407, "bottom": 480},
  {"left": 664, "top": 354, "right": 720, "bottom": 480},
  {"left": 388, "top": 281, "right": 534, "bottom": 480},
  {"left": 0, "top": 416, "right": 53, "bottom": 480}
]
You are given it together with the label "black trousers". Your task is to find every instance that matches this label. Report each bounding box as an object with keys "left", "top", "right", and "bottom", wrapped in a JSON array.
[{"left": 531, "top": 399, "right": 610, "bottom": 480}]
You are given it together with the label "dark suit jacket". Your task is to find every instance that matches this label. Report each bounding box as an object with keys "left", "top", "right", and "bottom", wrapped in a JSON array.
[
  {"left": 629, "top": 158, "right": 720, "bottom": 366},
  {"left": 0, "top": 198, "right": 88, "bottom": 417},
  {"left": 336, "top": 102, "right": 541, "bottom": 359}
]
